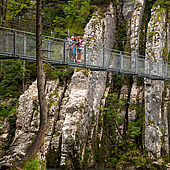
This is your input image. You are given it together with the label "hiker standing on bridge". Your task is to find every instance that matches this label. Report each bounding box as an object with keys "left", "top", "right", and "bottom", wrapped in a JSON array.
[
  {"left": 76, "top": 36, "right": 83, "bottom": 63},
  {"left": 72, "top": 37, "right": 77, "bottom": 62}
]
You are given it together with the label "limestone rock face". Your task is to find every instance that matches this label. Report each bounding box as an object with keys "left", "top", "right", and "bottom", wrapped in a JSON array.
[
  {"left": 123, "top": 0, "right": 135, "bottom": 21},
  {"left": 129, "top": 0, "right": 145, "bottom": 52},
  {"left": 59, "top": 70, "right": 89, "bottom": 167},
  {"left": 127, "top": 0, "right": 145, "bottom": 121},
  {"left": 0, "top": 1, "right": 169, "bottom": 169},
  {"left": 145, "top": 6, "right": 167, "bottom": 157},
  {"left": 0, "top": 79, "right": 65, "bottom": 167},
  {"left": 60, "top": 3, "right": 116, "bottom": 168}
]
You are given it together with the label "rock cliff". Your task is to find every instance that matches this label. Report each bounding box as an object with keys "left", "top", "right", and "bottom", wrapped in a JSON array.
[{"left": 0, "top": 0, "right": 169, "bottom": 169}]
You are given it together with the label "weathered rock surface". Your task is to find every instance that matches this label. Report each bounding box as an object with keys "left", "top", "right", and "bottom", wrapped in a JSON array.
[
  {"left": 126, "top": 0, "right": 145, "bottom": 123},
  {"left": 0, "top": 1, "right": 169, "bottom": 169},
  {"left": 145, "top": 5, "right": 167, "bottom": 157},
  {"left": 0, "top": 79, "right": 65, "bottom": 166},
  {"left": 60, "top": 3, "right": 116, "bottom": 167}
]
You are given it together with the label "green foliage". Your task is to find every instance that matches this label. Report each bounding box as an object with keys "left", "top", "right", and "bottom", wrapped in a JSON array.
[
  {"left": 112, "top": 74, "right": 123, "bottom": 89},
  {"left": 1, "top": 0, "right": 35, "bottom": 30},
  {"left": 23, "top": 156, "right": 46, "bottom": 170},
  {"left": 82, "top": 148, "right": 91, "bottom": 166},
  {"left": 42, "top": 0, "right": 115, "bottom": 37},
  {"left": 46, "top": 149, "right": 60, "bottom": 168},
  {"left": 0, "top": 60, "right": 36, "bottom": 126},
  {"left": 42, "top": 0, "right": 95, "bottom": 36},
  {"left": 0, "top": 60, "right": 23, "bottom": 98},
  {"left": 44, "top": 64, "right": 74, "bottom": 82},
  {"left": 0, "top": 99, "right": 18, "bottom": 124},
  {"left": 153, "top": 0, "right": 170, "bottom": 10},
  {"left": 0, "top": 60, "right": 36, "bottom": 99},
  {"left": 95, "top": 92, "right": 147, "bottom": 168},
  {"left": 136, "top": 77, "right": 144, "bottom": 87},
  {"left": 6, "top": 113, "right": 17, "bottom": 144},
  {"left": 64, "top": 0, "right": 91, "bottom": 32},
  {"left": 7, "top": 0, "right": 31, "bottom": 19}
]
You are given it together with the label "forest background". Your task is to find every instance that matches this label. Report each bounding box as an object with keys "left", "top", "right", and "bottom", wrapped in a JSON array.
[
  {"left": 0, "top": 0, "right": 170, "bottom": 168},
  {"left": 0, "top": 0, "right": 169, "bottom": 125},
  {"left": 0, "top": 0, "right": 114, "bottom": 126}
]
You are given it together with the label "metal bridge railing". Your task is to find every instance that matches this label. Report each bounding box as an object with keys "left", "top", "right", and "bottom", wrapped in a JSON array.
[{"left": 0, "top": 26, "right": 170, "bottom": 82}]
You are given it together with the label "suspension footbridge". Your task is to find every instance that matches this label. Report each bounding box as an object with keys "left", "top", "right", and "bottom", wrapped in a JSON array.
[{"left": 0, "top": 27, "right": 170, "bottom": 82}]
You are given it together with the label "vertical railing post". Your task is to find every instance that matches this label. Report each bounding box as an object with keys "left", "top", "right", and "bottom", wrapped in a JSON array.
[
  {"left": 149, "top": 59, "right": 151, "bottom": 78},
  {"left": 166, "top": 62, "right": 169, "bottom": 79},
  {"left": 24, "top": 35, "right": 26, "bottom": 56},
  {"left": 135, "top": 53, "right": 138, "bottom": 74},
  {"left": 162, "top": 60, "right": 164, "bottom": 79},
  {"left": 13, "top": 30, "right": 16, "bottom": 56},
  {"left": 84, "top": 45, "right": 86, "bottom": 66},
  {"left": 63, "top": 41, "right": 66, "bottom": 62},
  {"left": 88, "top": 48, "right": 90, "bottom": 65},
  {"left": 120, "top": 51, "right": 123, "bottom": 72},
  {"left": 165, "top": 62, "right": 168, "bottom": 79},
  {"left": 48, "top": 40, "right": 51, "bottom": 59},
  {"left": 162, "top": 60, "right": 165, "bottom": 79},
  {"left": 103, "top": 48, "right": 105, "bottom": 68}
]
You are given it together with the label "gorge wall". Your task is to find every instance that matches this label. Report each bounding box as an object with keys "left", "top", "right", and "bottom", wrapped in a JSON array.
[{"left": 0, "top": 0, "right": 169, "bottom": 169}]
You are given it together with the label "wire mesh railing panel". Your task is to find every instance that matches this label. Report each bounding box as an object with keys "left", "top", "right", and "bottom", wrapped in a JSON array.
[
  {"left": 50, "top": 41, "right": 64, "bottom": 61},
  {"left": 65, "top": 42, "right": 71, "bottom": 62},
  {"left": 123, "top": 55, "right": 131, "bottom": 71},
  {"left": 103, "top": 48, "right": 111, "bottom": 68},
  {"left": 0, "top": 31, "right": 13, "bottom": 54},
  {"left": 86, "top": 47, "right": 99, "bottom": 66},
  {"left": 0, "top": 26, "right": 170, "bottom": 81},
  {"left": 25, "top": 35, "right": 36, "bottom": 57},
  {"left": 138, "top": 58, "right": 145, "bottom": 74},
  {"left": 87, "top": 47, "right": 92, "bottom": 65},
  {"left": 163, "top": 63, "right": 167, "bottom": 78},
  {"left": 144, "top": 59, "right": 150, "bottom": 75},
  {"left": 97, "top": 47, "right": 103, "bottom": 67},
  {"left": 42, "top": 39, "right": 49, "bottom": 58},
  {"left": 150, "top": 61, "right": 162, "bottom": 77},
  {"left": 108, "top": 52, "right": 121, "bottom": 70},
  {"left": 15, "top": 34, "right": 24, "bottom": 55},
  {"left": 87, "top": 46, "right": 103, "bottom": 67},
  {"left": 65, "top": 46, "right": 71, "bottom": 62},
  {"left": 167, "top": 65, "right": 170, "bottom": 78}
]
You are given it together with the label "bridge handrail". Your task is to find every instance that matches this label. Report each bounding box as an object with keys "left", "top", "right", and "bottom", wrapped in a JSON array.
[
  {"left": 0, "top": 26, "right": 170, "bottom": 81},
  {"left": 0, "top": 26, "right": 150, "bottom": 59}
]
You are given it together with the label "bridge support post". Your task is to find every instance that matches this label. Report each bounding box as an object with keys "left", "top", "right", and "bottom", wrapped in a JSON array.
[
  {"left": 48, "top": 40, "right": 51, "bottom": 59},
  {"left": 84, "top": 45, "right": 86, "bottom": 66},
  {"left": 149, "top": 59, "right": 151, "bottom": 78},
  {"left": 88, "top": 48, "right": 90, "bottom": 65},
  {"left": 162, "top": 60, "right": 165, "bottom": 79},
  {"left": 63, "top": 41, "right": 66, "bottom": 62},
  {"left": 13, "top": 30, "right": 16, "bottom": 56},
  {"left": 103, "top": 48, "right": 105, "bottom": 68},
  {"left": 24, "top": 35, "right": 26, "bottom": 56},
  {"left": 165, "top": 61, "right": 168, "bottom": 79},
  {"left": 120, "top": 51, "right": 123, "bottom": 72},
  {"left": 135, "top": 53, "right": 138, "bottom": 74}
]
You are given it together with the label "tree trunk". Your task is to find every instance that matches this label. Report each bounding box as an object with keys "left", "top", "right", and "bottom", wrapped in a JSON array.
[{"left": 16, "top": 0, "right": 47, "bottom": 167}]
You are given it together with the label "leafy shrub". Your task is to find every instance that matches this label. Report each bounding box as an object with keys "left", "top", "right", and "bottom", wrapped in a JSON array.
[{"left": 23, "top": 156, "right": 41, "bottom": 170}]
